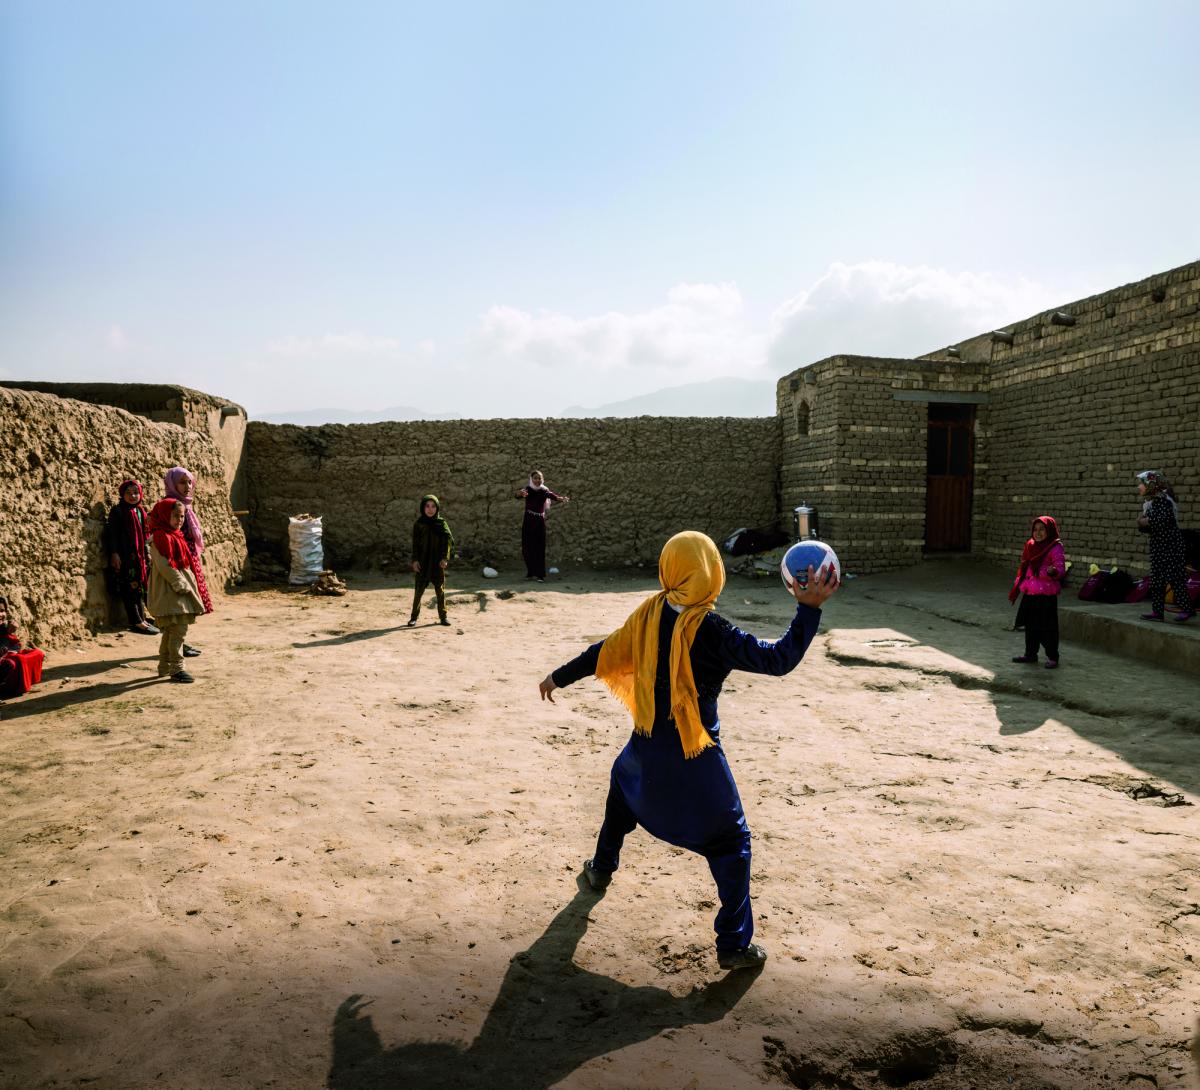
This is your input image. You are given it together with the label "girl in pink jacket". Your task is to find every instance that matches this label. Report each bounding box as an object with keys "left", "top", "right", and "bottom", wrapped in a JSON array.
[{"left": 1009, "top": 515, "right": 1066, "bottom": 669}]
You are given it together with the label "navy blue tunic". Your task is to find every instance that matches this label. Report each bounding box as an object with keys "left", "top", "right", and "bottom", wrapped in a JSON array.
[{"left": 552, "top": 602, "right": 822, "bottom": 853}]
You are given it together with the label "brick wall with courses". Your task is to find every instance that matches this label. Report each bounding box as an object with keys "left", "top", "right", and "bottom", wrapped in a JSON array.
[
  {"left": 244, "top": 416, "right": 781, "bottom": 572},
  {"left": 776, "top": 356, "right": 988, "bottom": 575},
  {"left": 930, "top": 261, "right": 1200, "bottom": 575},
  {"left": 0, "top": 387, "right": 247, "bottom": 648},
  {"left": 776, "top": 362, "right": 838, "bottom": 552}
]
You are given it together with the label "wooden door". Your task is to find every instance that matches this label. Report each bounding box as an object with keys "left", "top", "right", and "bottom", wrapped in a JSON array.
[{"left": 924, "top": 404, "right": 975, "bottom": 551}]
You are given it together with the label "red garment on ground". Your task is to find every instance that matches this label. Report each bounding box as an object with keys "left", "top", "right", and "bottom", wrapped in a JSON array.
[{"left": 0, "top": 648, "right": 44, "bottom": 698}]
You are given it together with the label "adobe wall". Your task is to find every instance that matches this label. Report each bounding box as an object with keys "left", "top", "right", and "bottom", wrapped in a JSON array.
[
  {"left": 0, "top": 381, "right": 249, "bottom": 510},
  {"left": 244, "top": 416, "right": 781, "bottom": 572},
  {"left": 928, "top": 261, "right": 1200, "bottom": 572},
  {"left": 0, "top": 387, "right": 247, "bottom": 648},
  {"left": 777, "top": 355, "right": 988, "bottom": 574}
]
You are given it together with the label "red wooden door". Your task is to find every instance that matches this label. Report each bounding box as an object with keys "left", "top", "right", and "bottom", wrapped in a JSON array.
[{"left": 924, "top": 405, "right": 975, "bottom": 551}]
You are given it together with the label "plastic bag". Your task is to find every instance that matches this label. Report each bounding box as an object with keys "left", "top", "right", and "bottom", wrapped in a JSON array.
[{"left": 288, "top": 514, "right": 324, "bottom": 585}]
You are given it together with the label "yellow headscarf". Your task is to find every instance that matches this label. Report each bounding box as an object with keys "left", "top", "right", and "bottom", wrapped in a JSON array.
[{"left": 595, "top": 531, "right": 726, "bottom": 759}]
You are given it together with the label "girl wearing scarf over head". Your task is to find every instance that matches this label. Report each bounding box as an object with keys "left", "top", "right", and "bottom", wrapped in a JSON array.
[
  {"left": 408, "top": 494, "right": 454, "bottom": 627},
  {"left": 163, "top": 467, "right": 212, "bottom": 654},
  {"left": 539, "top": 530, "right": 838, "bottom": 970},
  {"left": 1136, "top": 471, "right": 1194, "bottom": 622},
  {"left": 104, "top": 479, "right": 158, "bottom": 635},
  {"left": 1009, "top": 516, "right": 1066, "bottom": 668},
  {"left": 516, "top": 470, "right": 569, "bottom": 581},
  {"left": 146, "top": 499, "right": 206, "bottom": 682}
]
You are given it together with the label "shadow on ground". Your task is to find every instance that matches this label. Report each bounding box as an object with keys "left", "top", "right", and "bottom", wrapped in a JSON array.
[
  {"left": 822, "top": 558, "right": 1200, "bottom": 801},
  {"left": 326, "top": 880, "right": 761, "bottom": 1090}
]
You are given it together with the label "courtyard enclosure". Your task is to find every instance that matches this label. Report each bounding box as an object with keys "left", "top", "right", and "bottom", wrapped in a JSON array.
[{"left": 2, "top": 261, "right": 1198, "bottom": 646}]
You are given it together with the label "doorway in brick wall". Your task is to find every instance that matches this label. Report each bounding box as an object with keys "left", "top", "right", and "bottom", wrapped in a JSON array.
[{"left": 924, "top": 403, "right": 975, "bottom": 551}]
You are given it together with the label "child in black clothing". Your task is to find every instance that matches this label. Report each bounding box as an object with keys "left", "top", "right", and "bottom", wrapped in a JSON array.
[
  {"left": 105, "top": 478, "right": 158, "bottom": 635},
  {"left": 408, "top": 495, "right": 454, "bottom": 627}
]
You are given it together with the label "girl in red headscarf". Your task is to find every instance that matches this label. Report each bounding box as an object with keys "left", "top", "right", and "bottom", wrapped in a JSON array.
[
  {"left": 104, "top": 479, "right": 157, "bottom": 635},
  {"left": 1009, "top": 515, "right": 1066, "bottom": 668},
  {"left": 146, "top": 499, "right": 206, "bottom": 683}
]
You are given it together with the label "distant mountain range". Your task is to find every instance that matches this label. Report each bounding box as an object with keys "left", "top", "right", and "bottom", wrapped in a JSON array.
[
  {"left": 256, "top": 375, "right": 777, "bottom": 424},
  {"left": 562, "top": 376, "right": 775, "bottom": 418}
]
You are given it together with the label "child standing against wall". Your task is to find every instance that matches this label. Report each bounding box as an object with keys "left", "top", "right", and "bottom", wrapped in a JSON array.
[
  {"left": 1136, "top": 470, "right": 1194, "bottom": 622},
  {"left": 105, "top": 479, "right": 158, "bottom": 635},
  {"left": 408, "top": 494, "right": 453, "bottom": 627},
  {"left": 147, "top": 499, "right": 206, "bottom": 682},
  {"left": 1009, "top": 515, "right": 1066, "bottom": 668}
]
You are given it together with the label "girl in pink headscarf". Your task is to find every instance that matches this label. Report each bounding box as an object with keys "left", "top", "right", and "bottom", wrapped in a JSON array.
[{"left": 163, "top": 468, "right": 213, "bottom": 655}]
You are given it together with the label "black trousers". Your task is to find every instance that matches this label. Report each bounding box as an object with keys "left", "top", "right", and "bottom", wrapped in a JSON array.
[
  {"left": 522, "top": 514, "right": 547, "bottom": 578},
  {"left": 1023, "top": 594, "right": 1059, "bottom": 660},
  {"left": 410, "top": 566, "right": 446, "bottom": 621}
]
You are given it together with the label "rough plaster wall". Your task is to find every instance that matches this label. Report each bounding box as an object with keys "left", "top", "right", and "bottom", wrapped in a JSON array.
[
  {"left": 0, "top": 387, "right": 247, "bottom": 648},
  {"left": 979, "top": 263, "right": 1200, "bottom": 573},
  {"left": 245, "top": 417, "right": 780, "bottom": 571}
]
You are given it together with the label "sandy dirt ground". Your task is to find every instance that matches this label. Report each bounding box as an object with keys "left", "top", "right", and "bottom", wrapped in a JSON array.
[{"left": 1, "top": 562, "right": 1198, "bottom": 1090}]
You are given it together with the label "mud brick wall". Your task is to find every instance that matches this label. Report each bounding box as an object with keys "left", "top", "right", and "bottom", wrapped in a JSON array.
[
  {"left": 933, "top": 261, "right": 1200, "bottom": 574},
  {"left": 778, "top": 356, "right": 988, "bottom": 574},
  {"left": 245, "top": 416, "right": 781, "bottom": 572},
  {"left": 1, "top": 382, "right": 250, "bottom": 509},
  {"left": 0, "top": 387, "right": 247, "bottom": 648}
]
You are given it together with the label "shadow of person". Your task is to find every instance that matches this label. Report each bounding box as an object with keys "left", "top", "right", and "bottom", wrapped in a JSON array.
[
  {"left": 40, "top": 654, "right": 157, "bottom": 682},
  {"left": 1, "top": 673, "right": 164, "bottom": 719},
  {"left": 327, "top": 879, "right": 761, "bottom": 1090},
  {"left": 292, "top": 626, "right": 410, "bottom": 649}
]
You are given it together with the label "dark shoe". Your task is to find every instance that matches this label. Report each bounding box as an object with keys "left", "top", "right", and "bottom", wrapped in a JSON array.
[
  {"left": 1141, "top": 612, "right": 1164, "bottom": 621},
  {"left": 718, "top": 943, "right": 768, "bottom": 971},
  {"left": 1174, "top": 612, "right": 1195, "bottom": 624},
  {"left": 130, "top": 623, "right": 157, "bottom": 636},
  {"left": 1011, "top": 655, "right": 1037, "bottom": 664},
  {"left": 583, "top": 860, "right": 612, "bottom": 891},
  {"left": 183, "top": 645, "right": 201, "bottom": 657},
  {"left": 406, "top": 618, "right": 418, "bottom": 627},
  {"left": 438, "top": 617, "right": 451, "bottom": 626},
  {"left": 1044, "top": 659, "right": 1059, "bottom": 669},
  {"left": 170, "top": 670, "right": 195, "bottom": 683}
]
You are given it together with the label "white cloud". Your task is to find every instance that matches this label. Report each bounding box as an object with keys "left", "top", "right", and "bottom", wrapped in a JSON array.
[
  {"left": 266, "top": 332, "right": 404, "bottom": 357},
  {"left": 475, "top": 282, "right": 763, "bottom": 376},
  {"left": 106, "top": 324, "right": 130, "bottom": 351},
  {"left": 768, "top": 261, "right": 1061, "bottom": 370},
  {"left": 242, "top": 264, "right": 1067, "bottom": 417}
]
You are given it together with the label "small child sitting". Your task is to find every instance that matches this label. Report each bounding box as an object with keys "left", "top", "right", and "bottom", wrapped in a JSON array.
[{"left": 0, "top": 595, "right": 45, "bottom": 698}]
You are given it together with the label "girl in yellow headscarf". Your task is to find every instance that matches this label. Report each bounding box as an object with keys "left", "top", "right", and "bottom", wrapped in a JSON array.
[{"left": 540, "top": 530, "right": 838, "bottom": 970}]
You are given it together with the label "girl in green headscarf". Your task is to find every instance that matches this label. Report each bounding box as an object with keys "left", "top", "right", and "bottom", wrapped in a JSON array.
[{"left": 408, "top": 495, "right": 454, "bottom": 626}]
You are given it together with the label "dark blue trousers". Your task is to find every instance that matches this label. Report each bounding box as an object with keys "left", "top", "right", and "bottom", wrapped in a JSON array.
[{"left": 592, "top": 779, "right": 754, "bottom": 953}]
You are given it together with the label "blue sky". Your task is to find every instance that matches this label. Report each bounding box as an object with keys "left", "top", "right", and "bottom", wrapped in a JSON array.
[{"left": 2, "top": 1, "right": 1198, "bottom": 418}]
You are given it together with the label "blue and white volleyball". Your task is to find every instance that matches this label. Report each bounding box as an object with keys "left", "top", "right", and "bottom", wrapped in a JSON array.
[{"left": 781, "top": 540, "right": 840, "bottom": 591}]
